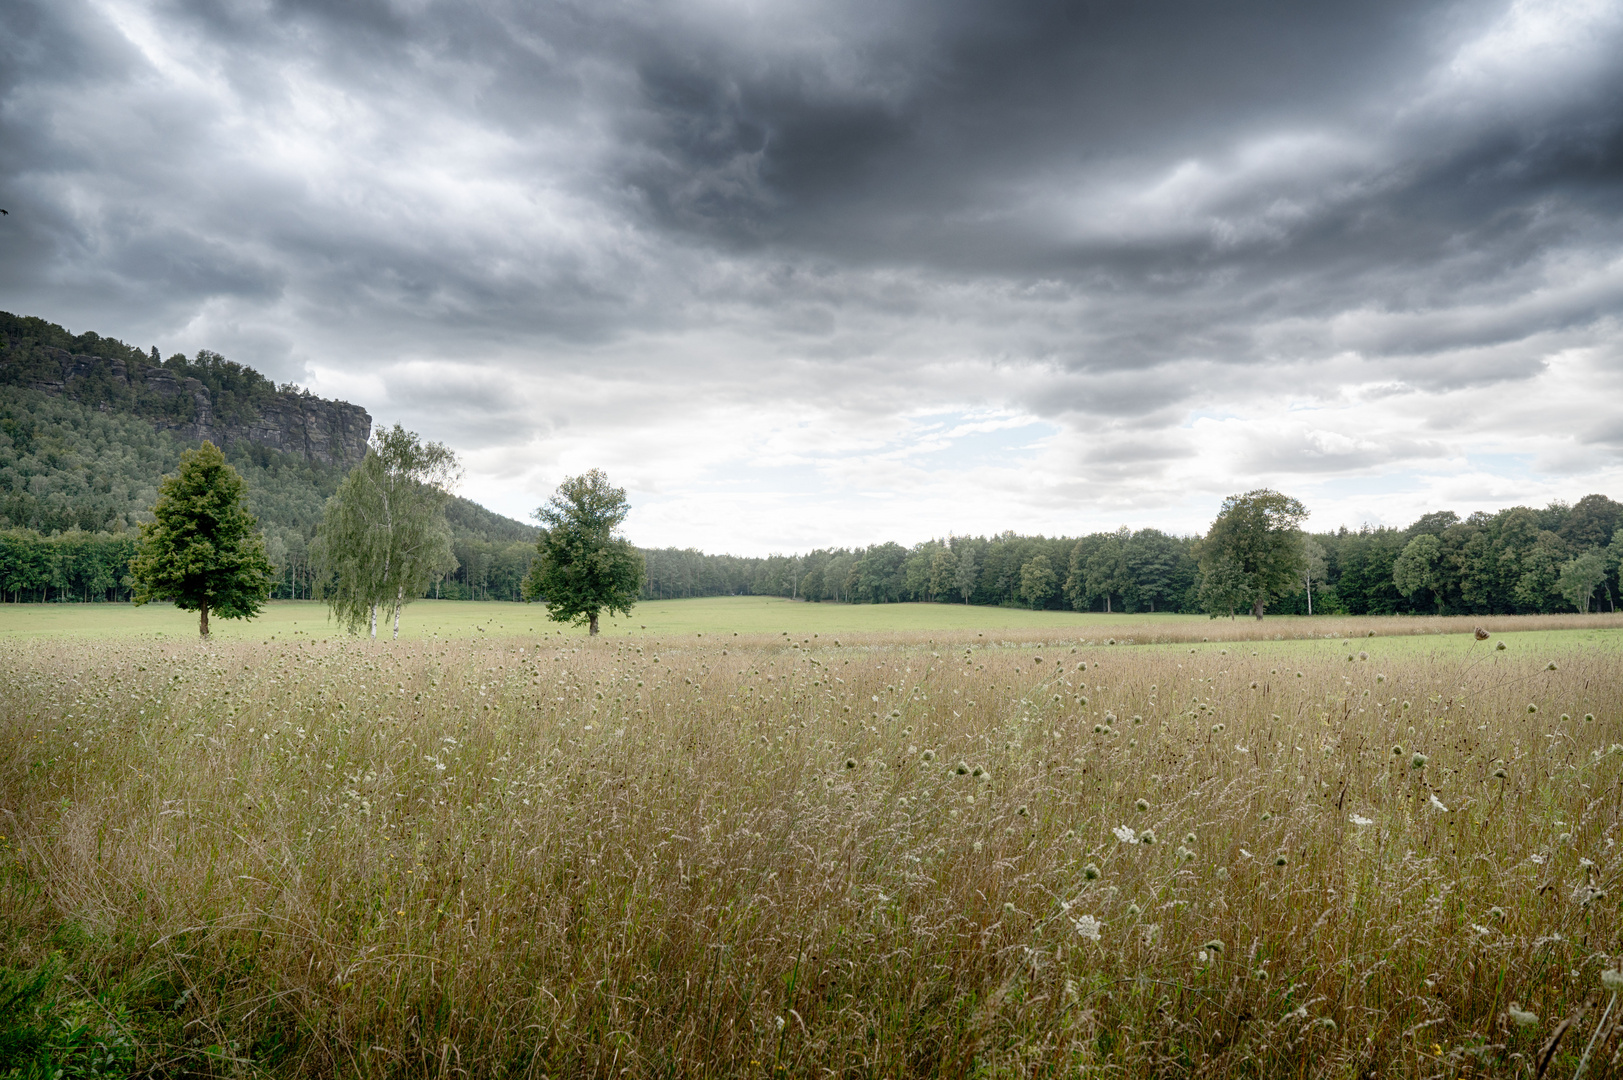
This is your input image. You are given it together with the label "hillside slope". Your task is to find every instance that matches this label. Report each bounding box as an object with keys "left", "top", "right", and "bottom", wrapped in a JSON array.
[{"left": 0, "top": 312, "right": 538, "bottom": 599}]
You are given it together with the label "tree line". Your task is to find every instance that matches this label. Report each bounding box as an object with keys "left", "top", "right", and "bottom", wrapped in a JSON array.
[
  {"left": 11, "top": 489, "right": 1622, "bottom": 619},
  {"left": 639, "top": 493, "right": 1623, "bottom": 617}
]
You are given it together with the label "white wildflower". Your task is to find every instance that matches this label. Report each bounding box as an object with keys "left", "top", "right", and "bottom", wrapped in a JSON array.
[
  {"left": 1429, "top": 794, "right": 1449, "bottom": 812},
  {"left": 1113, "top": 825, "right": 1137, "bottom": 843},
  {"left": 1349, "top": 814, "right": 1374, "bottom": 827},
  {"left": 1073, "top": 914, "right": 1102, "bottom": 941}
]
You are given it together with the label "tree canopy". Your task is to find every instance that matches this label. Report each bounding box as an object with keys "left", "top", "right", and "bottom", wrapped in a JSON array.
[
  {"left": 522, "top": 469, "right": 645, "bottom": 635},
  {"left": 129, "top": 441, "right": 274, "bottom": 637},
  {"left": 313, "top": 425, "right": 459, "bottom": 639},
  {"left": 1197, "top": 489, "right": 1309, "bottom": 619}
]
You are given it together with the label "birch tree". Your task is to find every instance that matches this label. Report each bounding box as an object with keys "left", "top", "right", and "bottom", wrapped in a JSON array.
[
  {"left": 313, "top": 425, "right": 460, "bottom": 639},
  {"left": 1300, "top": 536, "right": 1327, "bottom": 615}
]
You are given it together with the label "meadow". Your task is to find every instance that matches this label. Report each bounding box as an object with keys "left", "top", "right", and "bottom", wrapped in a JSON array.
[
  {"left": 4, "top": 605, "right": 1623, "bottom": 1077},
  {"left": 4, "top": 593, "right": 1622, "bottom": 646}
]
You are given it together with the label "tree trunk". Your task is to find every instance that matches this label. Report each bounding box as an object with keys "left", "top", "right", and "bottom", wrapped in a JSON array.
[
  {"left": 1305, "top": 575, "right": 1312, "bottom": 615},
  {"left": 1251, "top": 597, "right": 1266, "bottom": 620},
  {"left": 199, "top": 603, "right": 210, "bottom": 639},
  {"left": 369, "top": 604, "right": 377, "bottom": 640},
  {"left": 394, "top": 586, "right": 403, "bottom": 639},
  {"left": 589, "top": 612, "right": 600, "bottom": 636}
]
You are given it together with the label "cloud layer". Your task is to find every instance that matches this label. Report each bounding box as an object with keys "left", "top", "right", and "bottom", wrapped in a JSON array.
[{"left": 3, "top": 0, "right": 1621, "bottom": 552}]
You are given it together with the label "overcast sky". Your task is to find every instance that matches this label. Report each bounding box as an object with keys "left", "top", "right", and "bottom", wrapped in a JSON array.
[{"left": 3, "top": 0, "right": 1621, "bottom": 553}]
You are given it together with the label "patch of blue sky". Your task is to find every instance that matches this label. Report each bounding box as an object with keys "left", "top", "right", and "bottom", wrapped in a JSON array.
[
  {"left": 1306, "top": 470, "right": 1436, "bottom": 500},
  {"left": 1181, "top": 408, "right": 1248, "bottom": 427},
  {"left": 1462, "top": 452, "right": 1539, "bottom": 479},
  {"left": 881, "top": 410, "right": 1058, "bottom": 469}
]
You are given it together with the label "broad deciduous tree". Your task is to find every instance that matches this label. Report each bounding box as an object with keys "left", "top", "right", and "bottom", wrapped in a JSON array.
[
  {"left": 522, "top": 469, "right": 645, "bottom": 635},
  {"left": 953, "top": 545, "right": 978, "bottom": 604},
  {"left": 130, "top": 441, "right": 275, "bottom": 638},
  {"left": 1557, "top": 549, "right": 1607, "bottom": 613},
  {"left": 1019, "top": 554, "right": 1057, "bottom": 609},
  {"left": 1393, "top": 533, "right": 1447, "bottom": 613},
  {"left": 1197, "top": 489, "right": 1308, "bottom": 619}
]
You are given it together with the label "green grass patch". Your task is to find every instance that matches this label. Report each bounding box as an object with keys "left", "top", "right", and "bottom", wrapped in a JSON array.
[{"left": 7, "top": 594, "right": 1623, "bottom": 648}]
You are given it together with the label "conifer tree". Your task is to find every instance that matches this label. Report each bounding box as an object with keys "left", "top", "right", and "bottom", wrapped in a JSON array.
[{"left": 131, "top": 441, "right": 274, "bottom": 638}]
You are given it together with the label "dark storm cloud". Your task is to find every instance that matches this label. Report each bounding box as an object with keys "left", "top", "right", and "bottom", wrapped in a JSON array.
[
  {"left": 7, "top": 0, "right": 1619, "bottom": 359},
  {"left": 2, "top": 0, "right": 1621, "bottom": 545}
]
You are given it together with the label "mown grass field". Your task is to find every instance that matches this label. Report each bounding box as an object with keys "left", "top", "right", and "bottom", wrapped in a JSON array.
[
  {"left": 6, "top": 594, "right": 1623, "bottom": 648},
  {"left": 2, "top": 596, "right": 1236, "bottom": 642},
  {"left": 3, "top": 606, "right": 1623, "bottom": 1077}
]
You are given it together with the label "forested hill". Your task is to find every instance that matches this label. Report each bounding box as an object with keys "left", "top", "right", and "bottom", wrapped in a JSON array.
[
  {"left": 1, "top": 311, "right": 370, "bottom": 469},
  {"left": 5, "top": 312, "right": 1619, "bottom": 615},
  {"left": 0, "top": 311, "right": 536, "bottom": 601}
]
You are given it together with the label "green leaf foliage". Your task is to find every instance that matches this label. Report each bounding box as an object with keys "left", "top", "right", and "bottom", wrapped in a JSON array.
[
  {"left": 522, "top": 469, "right": 646, "bottom": 634},
  {"left": 130, "top": 442, "right": 274, "bottom": 636},
  {"left": 313, "top": 425, "right": 459, "bottom": 638},
  {"left": 1197, "top": 489, "right": 1309, "bottom": 618}
]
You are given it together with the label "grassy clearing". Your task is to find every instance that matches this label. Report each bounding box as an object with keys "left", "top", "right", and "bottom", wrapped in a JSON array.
[
  {"left": 6, "top": 594, "right": 1623, "bottom": 645},
  {"left": 3, "top": 622, "right": 1623, "bottom": 1077}
]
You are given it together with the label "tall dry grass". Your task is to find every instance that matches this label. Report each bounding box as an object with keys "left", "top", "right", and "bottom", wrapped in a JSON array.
[{"left": 2, "top": 624, "right": 1621, "bottom": 1077}]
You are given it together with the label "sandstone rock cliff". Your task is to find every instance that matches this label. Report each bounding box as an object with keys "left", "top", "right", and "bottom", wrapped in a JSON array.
[{"left": 2, "top": 344, "right": 371, "bottom": 470}]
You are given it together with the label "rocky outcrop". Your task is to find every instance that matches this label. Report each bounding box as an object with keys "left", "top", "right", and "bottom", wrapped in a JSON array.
[
  {"left": 230, "top": 392, "right": 372, "bottom": 469},
  {"left": 3, "top": 345, "right": 371, "bottom": 470}
]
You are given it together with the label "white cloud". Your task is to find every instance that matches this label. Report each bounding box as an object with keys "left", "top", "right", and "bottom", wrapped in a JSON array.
[{"left": 4, "top": 0, "right": 1621, "bottom": 554}]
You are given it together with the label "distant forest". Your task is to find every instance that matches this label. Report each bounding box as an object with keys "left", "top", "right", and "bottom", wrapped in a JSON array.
[
  {"left": 638, "top": 493, "right": 1622, "bottom": 616},
  {"left": 3, "top": 312, "right": 1619, "bottom": 615}
]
